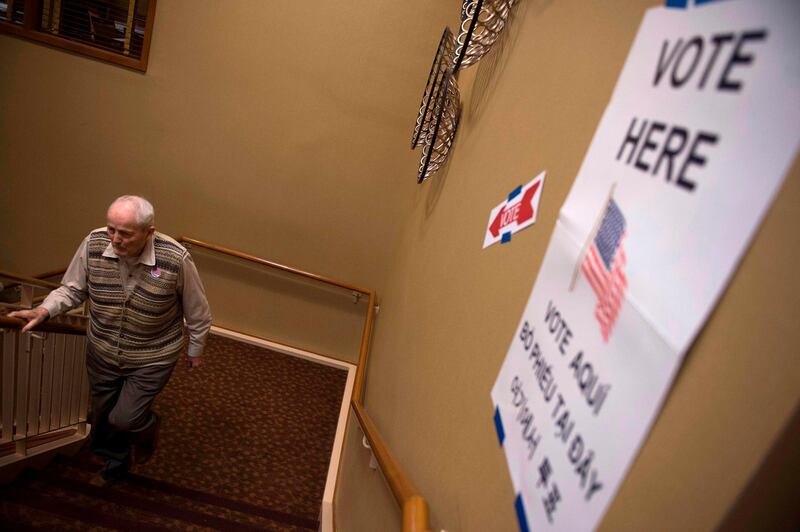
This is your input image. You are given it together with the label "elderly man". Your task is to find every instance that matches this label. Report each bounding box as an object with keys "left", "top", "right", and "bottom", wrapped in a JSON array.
[{"left": 10, "top": 195, "right": 212, "bottom": 484}]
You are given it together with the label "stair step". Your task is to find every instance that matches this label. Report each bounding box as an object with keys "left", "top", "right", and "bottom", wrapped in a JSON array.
[
  {"left": 3, "top": 484, "right": 159, "bottom": 531},
  {"left": 53, "top": 453, "right": 319, "bottom": 530},
  {"left": 4, "top": 457, "right": 321, "bottom": 531},
  {"left": 0, "top": 499, "right": 99, "bottom": 531}
]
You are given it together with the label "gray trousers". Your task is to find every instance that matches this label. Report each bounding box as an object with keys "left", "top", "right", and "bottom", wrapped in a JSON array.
[{"left": 86, "top": 345, "right": 175, "bottom": 465}]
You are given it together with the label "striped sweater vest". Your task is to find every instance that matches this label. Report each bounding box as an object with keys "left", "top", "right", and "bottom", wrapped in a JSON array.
[{"left": 86, "top": 230, "right": 185, "bottom": 367}]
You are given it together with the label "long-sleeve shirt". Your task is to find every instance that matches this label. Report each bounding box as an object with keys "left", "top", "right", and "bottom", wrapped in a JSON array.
[{"left": 41, "top": 229, "right": 212, "bottom": 358}]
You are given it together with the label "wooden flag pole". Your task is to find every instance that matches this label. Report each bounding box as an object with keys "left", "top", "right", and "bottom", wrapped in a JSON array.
[{"left": 569, "top": 182, "right": 617, "bottom": 292}]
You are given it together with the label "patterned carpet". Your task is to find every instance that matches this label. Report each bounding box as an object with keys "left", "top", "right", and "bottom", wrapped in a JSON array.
[{"left": 0, "top": 333, "right": 348, "bottom": 531}]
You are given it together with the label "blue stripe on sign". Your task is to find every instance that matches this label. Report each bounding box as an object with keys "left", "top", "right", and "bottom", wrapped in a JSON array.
[
  {"left": 494, "top": 406, "right": 505, "bottom": 446},
  {"left": 501, "top": 232, "right": 512, "bottom": 243},
  {"left": 508, "top": 185, "right": 523, "bottom": 202},
  {"left": 514, "top": 494, "right": 531, "bottom": 532},
  {"left": 694, "top": 0, "right": 724, "bottom": 5},
  {"left": 665, "top": 0, "right": 688, "bottom": 8}
]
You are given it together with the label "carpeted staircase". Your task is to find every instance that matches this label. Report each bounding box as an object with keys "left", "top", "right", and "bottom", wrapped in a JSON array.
[{"left": 0, "top": 334, "right": 348, "bottom": 531}]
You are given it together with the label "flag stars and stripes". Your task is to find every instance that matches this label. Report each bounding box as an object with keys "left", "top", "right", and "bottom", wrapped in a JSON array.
[{"left": 582, "top": 199, "right": 628, "bottom": 342}]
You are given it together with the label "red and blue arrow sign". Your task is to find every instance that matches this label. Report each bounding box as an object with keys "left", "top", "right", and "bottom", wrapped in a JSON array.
[{"left": 483, "top": 172, "right": 546, "bottom": 248}]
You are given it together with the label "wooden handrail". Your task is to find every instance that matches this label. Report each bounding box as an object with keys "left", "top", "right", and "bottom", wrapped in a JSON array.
[
  {"left": 352, "top": 402, "right": 417, "bottom": 501},
  {"left": 352, "top": 290, "right": 376, "bottom": 404},
  {"left": 351, "top": 403, "right": 431, "bottom": 531},
  {"left": 31, "top": 268, "right": 68, "bottom": 280},
  {"left": 0, "top": 270, "right": 61, "bottom": 290},
  {"left": 0, "top": 315, "right": 87, "bottom": 336},
  {"left": 0, "top": 268, "right": 67, "bottom": 291},
  {"left": 178, "top": 237, "right": 372, "bottom": 295},
  {"left": 177, "top": 236, "right": 432, "bottom": 531}
]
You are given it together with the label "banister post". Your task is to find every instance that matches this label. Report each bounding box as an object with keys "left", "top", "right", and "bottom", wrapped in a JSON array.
[
  {"left": 19, "top": 284, "right": 33, "bottom": 308},
  {"left": 403, "top": 495, "right": 431, "bottom": 532},
  {"left": 1, "top": 330, "right": 17, "bottom": 444}
]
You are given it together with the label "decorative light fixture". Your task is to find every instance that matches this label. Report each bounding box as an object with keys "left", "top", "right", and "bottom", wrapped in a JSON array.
[
  {"left": 453, "top": 0, "right": 516, "bottom": 71},
  {"left": 411, "top": 28, "right": 456, "bottom": 149},
  {"left": 410, "top": 1, "right": 516, "bottom": 183},
  {"left": 417, "top": 67, "right": 461, "bottom": 183},
  {"left": 412, "top": 27, "right": 462, "bottom": 183}
]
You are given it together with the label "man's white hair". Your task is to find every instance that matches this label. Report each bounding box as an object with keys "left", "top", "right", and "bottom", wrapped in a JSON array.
[{"left": 111, "top": 195, "right": 155, "bottom": 227}]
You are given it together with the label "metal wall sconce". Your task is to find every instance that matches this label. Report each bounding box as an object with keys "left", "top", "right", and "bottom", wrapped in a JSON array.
[
  {"left": 411, "top": 0, "right": 516, "bottom": 183},
  {"left": 411, "top": 28, "right": 456, "bottom": 150},
  {"left": 417, "top": 65, "right": 461, "bottom": 183},
  {"left": 413, "top": 28, "right": 461, "bottom": 183},
  {"left": 454, "top": 0, "right": 517, "bottom": 71}
]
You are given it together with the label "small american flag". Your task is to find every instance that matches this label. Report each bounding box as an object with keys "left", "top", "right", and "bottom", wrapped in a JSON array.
[{"left": 582, "top": 199, "right": 627, "bottom": 342}]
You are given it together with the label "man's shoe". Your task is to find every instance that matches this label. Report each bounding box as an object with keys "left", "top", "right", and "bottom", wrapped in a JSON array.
[
  {"left": 132, "top": 412, "right": 161, "bottom": 465},
  {"left": 89, "top": 459, "right": 128, "bottom": 487},
  {"left": 86, "top": 452, "right": 106, "bottom": 467}
]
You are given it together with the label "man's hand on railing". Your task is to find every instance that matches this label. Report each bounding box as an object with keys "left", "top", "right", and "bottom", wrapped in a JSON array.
[{"left": 7, "top": 307, "right": 50, "bottom": 332}]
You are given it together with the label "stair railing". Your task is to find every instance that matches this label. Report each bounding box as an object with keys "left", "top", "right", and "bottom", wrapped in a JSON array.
[
  {"left": 0, "top": 271, "right": 90, "bottom": 468},
  {"left": 177, "top": 237, "right": 432, "bottom": 532}
]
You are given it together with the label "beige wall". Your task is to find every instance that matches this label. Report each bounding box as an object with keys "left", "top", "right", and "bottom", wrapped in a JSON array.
[
  {"left": 0, "top": 0, "right": 459, "bottom": 358},
  {"left": 337, "top": 1, "right": 800, "bottom": 531},
  {"left": 2, "top": 1, "right": 798, "bottom": 531},
  {"left": 335, "top": 414, "right": 402, "bottom": 532}
]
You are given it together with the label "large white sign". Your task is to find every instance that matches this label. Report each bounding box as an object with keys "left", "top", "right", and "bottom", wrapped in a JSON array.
[{"left": 491, "top": 1, "right": 800, "bottom": 530}]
